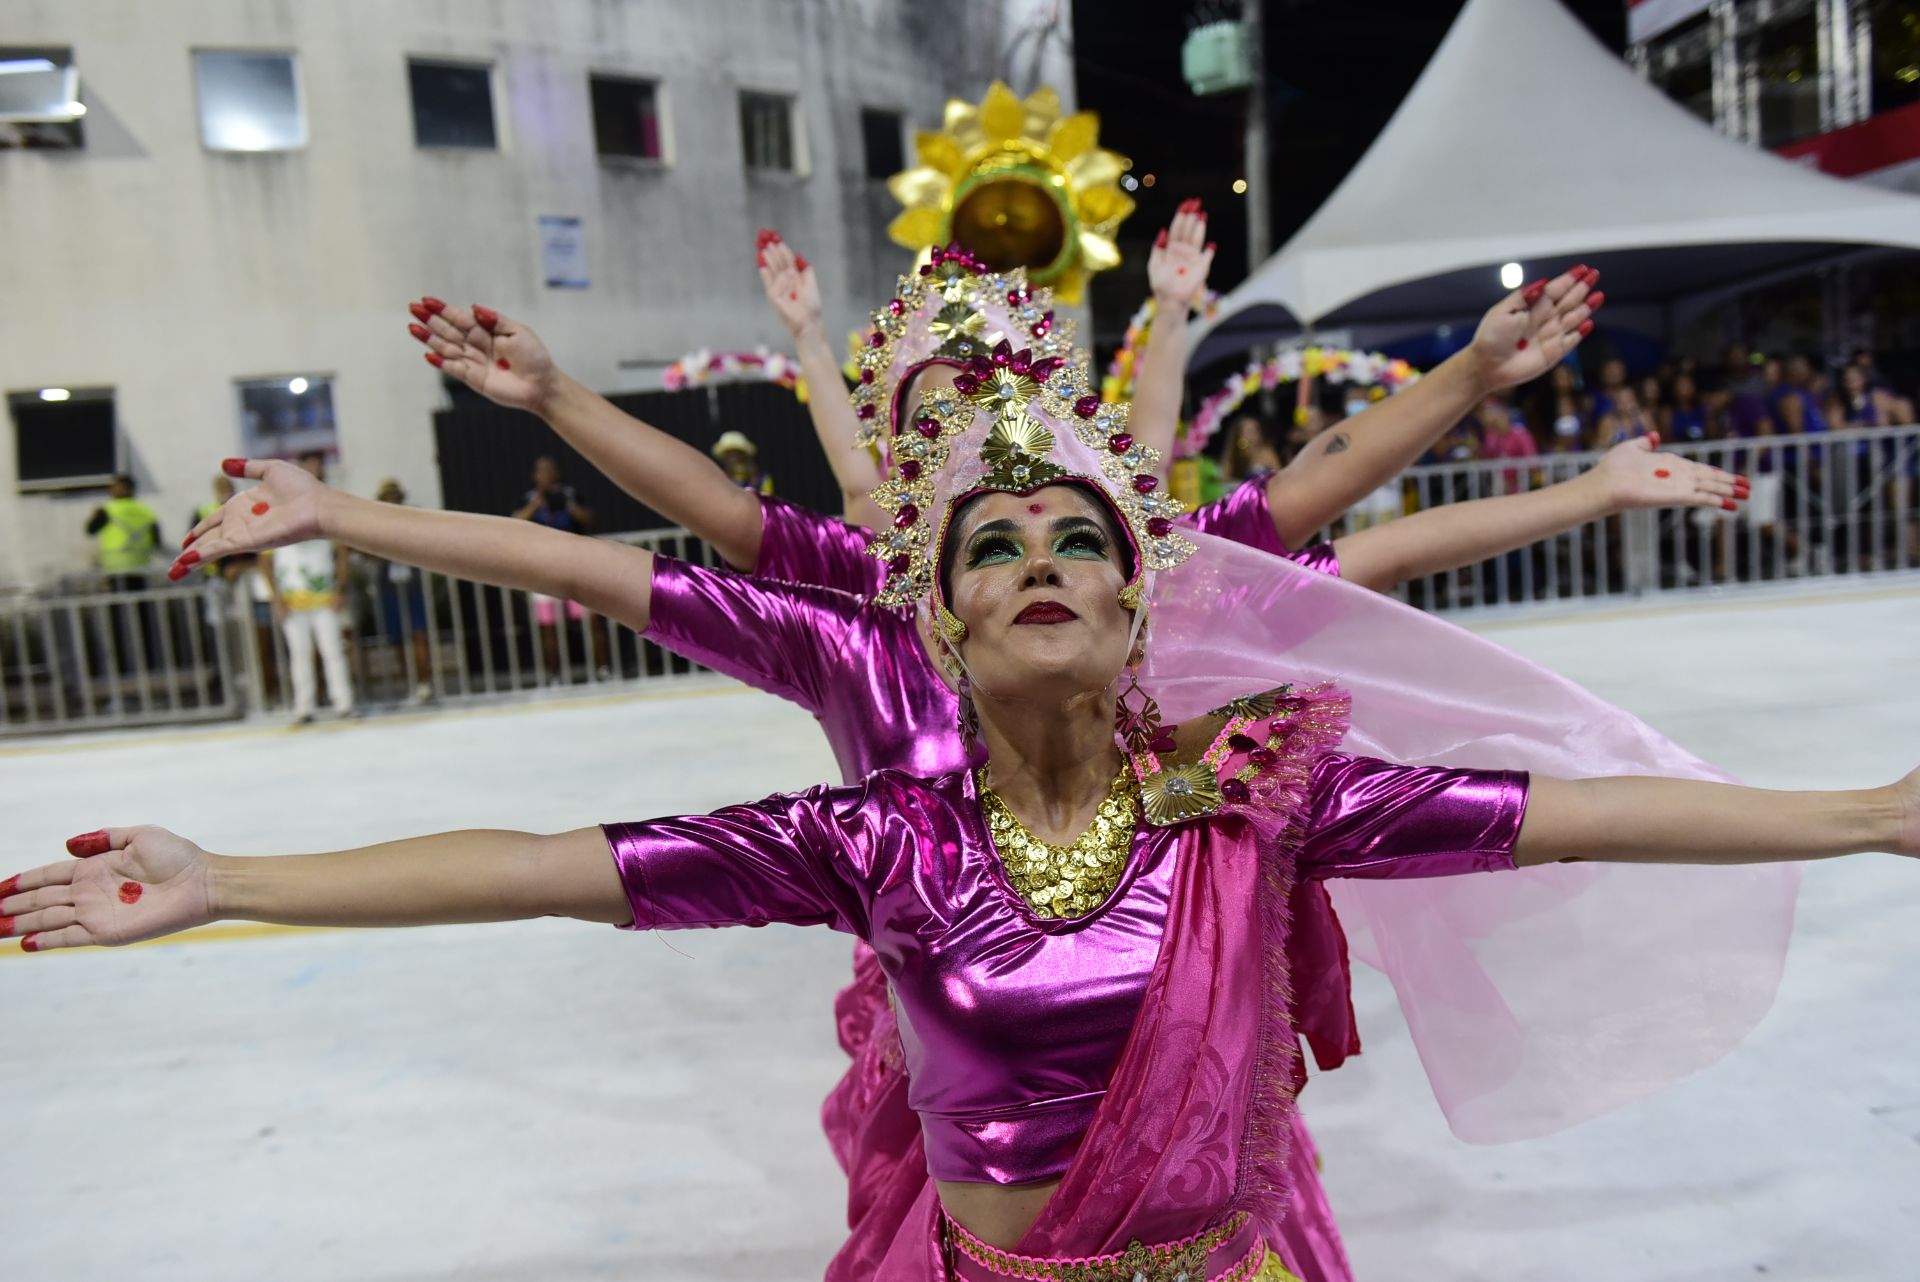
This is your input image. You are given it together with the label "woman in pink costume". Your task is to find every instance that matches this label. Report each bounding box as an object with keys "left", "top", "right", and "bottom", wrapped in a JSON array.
[
  {"left": 178, "top": 245, "right": 1738, "bottom": 1279},
  {"left": 18, "top": 304, "right": 1907, "bottom": 1277}
]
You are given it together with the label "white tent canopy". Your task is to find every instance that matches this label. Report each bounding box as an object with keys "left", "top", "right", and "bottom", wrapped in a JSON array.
[{"left": 1194, "top": 0, "right": 1920, "bottom": 360}]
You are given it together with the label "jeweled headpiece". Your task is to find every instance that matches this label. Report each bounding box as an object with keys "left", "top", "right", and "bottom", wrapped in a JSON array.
[
  {"left": 847, "top": 245, "right": 1078, "bottom": 448},
  {"left": 862, "top": 260, "right": 1194, "bottom": 614}
]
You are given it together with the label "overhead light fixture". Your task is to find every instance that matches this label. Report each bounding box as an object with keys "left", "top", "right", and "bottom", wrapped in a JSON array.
[
  {"left": 38, "top": 387, "right": 71, "bottom": 402},
  {"left": 287, "top": 377, "right": 309, "bottom": 395},
  {"left": 1499, "top": 261, "right": 1524, "bottom": 289},
  {"left": 1232, "top": 178, "right": 1248, "bottom": 195},
  {"left": 66, "top": 100, "right": 86, "bottom": 117},
  {"left": 0, "top": 59, "right": 57, "bottom": 76}
]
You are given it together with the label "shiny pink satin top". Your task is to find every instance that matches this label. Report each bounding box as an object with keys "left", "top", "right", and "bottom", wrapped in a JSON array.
[
  {"left": 604, "top": 756, "right": 1526, "bottom": 1185},
  {"left": 648, "top": 483, "right": 1337, "bottom": 785}
]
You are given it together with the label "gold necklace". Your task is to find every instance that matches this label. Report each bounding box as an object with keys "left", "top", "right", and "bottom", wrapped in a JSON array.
[{"left": 979, "top": 767, "right": 1140, "bottom": 918}]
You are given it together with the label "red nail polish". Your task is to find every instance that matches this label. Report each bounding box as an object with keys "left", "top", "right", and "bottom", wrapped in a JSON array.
[
  {"left": 1722, "top": 500, "right": 1738, "bottom": 511},
  {"left": 20, "top": 934, "right": 38, "bottom": 953},
  {"left": 1578, "top": 320, "right": 1594, "bottom": 337},
  {"left": 1588, "top": 290, "right": 1606, "bottom": 309},
  {"left": 168, "top": 564, "right": 188, "bottom": 582},
  {"left": 1515, "top": 338, "right": 1529, "bottom": 351},
  {"left": 756, "top": 252, "right": 767, "bottom": 267},
  {"left": 1522, "top": 281, "right": 1546, "bottom": 305},
  {"left": 1654, "top": 469, "right": 1671, "bottom": 478},
  {"left": 1154, "top": 229, "right": 1168, "bottom": 248},
  {"left": 408, "top": 302, "right": 430, "bottom": 323},
  {"left": 179, "top": 551, "right": 201, "bottom": 569},
  {"left": 495, "top": 358, "right": 510, "bottom": 371},
  {"left": 756, "top": 228, "right": 776, "bottom": 248},
  {"left": 222, "top": 458, "right": 248, "bottom": 478},
  {"left": 0, "top": 874, "right": 18, "bottom": 897},
  {"left": 408, "top": 323, "right": 431, "bottom": 343},
  {"left": 66, "top": 830, "right": 109, "bottom": 858},
  {"left": 118, "top": 881, "right": 143, "bottom": 905},
  {"left": 0, "top": 916, "right": 13, "bottom": 937},
  {"left": 1204, "top": 241, "right": 1216, "bottom": 254},
  {"left": 251, "top": 502, "right": 270, "bottom": 516},
  {"left": 1572, "top": 263, "right": 1589, "bottom": 277},
  {"left": 472, "top": 305, "right": 498, "bottom": 331},
  {"left": 795, "top": 254, "right": 809, "bottom": 271},
  {"left": 421, "top": 297, "right": 446, "bottom": 315},
  {"left": 426, "top": 352, "right": 445, "bottom": 368},
  {"left": 182, "top": 532, "right": 197, "bottom": 549}
]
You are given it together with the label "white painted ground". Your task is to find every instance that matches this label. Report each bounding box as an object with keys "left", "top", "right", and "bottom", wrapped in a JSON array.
[{"left": 1, "top": 585, "right": 1916, "bottom": 1282}]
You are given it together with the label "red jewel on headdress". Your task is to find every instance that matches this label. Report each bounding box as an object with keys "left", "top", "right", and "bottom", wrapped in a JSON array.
[
  {"left": 1008, "top": 287, "right": 1031, "bottom": 306},
  {"left": 860, "top": 369, "right": 875, "bottom": 384},
  {"left": 1249, "top": 748, "right": 1276, "bottom": 770},
  {"left": 990, "top": 340, "right": 1013, "bottom": 367},
  {"left": 1220, "top": 778, "right": 1250, "bottom": 805},
  {"left": 1008, "top": 350, "right": 1032, "bottom": 376},
  {"left": 1073, "top": 395, "right": 1100, "bottom": 419},
  {"left": 953, "top": 373, "right": 980, "bottom": 395},
  {"left": 888, "top": 298, "right": 906, "bottom": 316},
  {"left": 1228, "top": 733, "right": 1259, "bottom": 753},
  {"left": 930, "top": 246, "right": 947, "bottom": 264},
  {"left": 1132, "top": 474, "right": 1157, "bottom": 493},
  {"left": 894, "top": 504, "right": 918, "bottom": 528},
  {"left": 1148, "top": 733, "right": 1178, "bottom": 755},
  {"left": 869, "top": 331, "right": 886, "bottom": 347},
  {"left": 898, "top": 459, "right": 921, "bottom": 481},
  {"left": 1029, "top": 357, "right": 1064, "bottom": 382},
  {"left": 1109, "top": 432, "right": 1134, "bottom": 453},
  {"left": 857, "top": 404, "right": 877, "bottom": 419},
  {"left": 1146, "top": 517, "right": 1173, "bottom": 538},
  {"left": 914, "top": 415, "right": 941, "bottom": 438},
  {"left": 889, "top": 553, "right": 912, "bottom": 573},
  {"left": 919, "top": 263, "right": 935, "bottom": 276},
  {"left": 1033, "top": 310, "right": 1055, "bottom": 336},
  {"left": 968, "top": 355, "right": 994, "bottom": 377}
]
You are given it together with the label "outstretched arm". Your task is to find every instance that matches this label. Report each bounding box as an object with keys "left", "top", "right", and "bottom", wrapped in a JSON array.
[
  {"left": 173, "top": 460, "right": 659, "bottom": 633},
  {"left": 1515, "top": 768, "right": 1916, "bottom": 867},
  {"left": 1129, "top": 200, "right": 1216, "bottom": 471},
  {"left": 1334, "top": 438, "right": 1747, "bottom": 591},
  {"left": 1267, "top": 269, "right": 1604, "bottom": 549},
  {"left": 409, "top": 299, "right": 764, "bottom": 570},
  {"left": 757, "top": 232, "right": 886, "bottom": 528},
  {"left": 0, "top": 824, "right": 628, "bottom": 952}
]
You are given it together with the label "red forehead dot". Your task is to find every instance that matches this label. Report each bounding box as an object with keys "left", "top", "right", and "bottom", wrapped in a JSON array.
[{"left": 1027, "top": 503, "right": 1045, "bottom": 514}]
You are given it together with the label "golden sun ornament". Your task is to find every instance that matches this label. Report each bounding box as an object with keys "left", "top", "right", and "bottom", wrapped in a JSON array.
[{"left": 886, "top": 82, "right": 1134, "bottom": 305}]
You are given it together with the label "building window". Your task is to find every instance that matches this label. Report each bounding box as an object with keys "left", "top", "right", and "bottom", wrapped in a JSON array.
[
  {"left": 590, "top": 75, "right": 663, "bottom": 160},
  {"left": 10, "top": 387, "right": 118, "bottom": 492},
  {"left": 860, "top": 107, "right": 905, "bottom": 179},
  {"left": 0, "top": 47, "right": 85, "bottom": 150},
  {"left": 237, "top": 376, "right": 337, "bottom": 460},
  {"left": 1645, "top": 14, "right": 1716, "bottom": 127},
  {"left": 740, "top": 90, "right": 796, "bottom": 172},
  {"left": 194, "top": 50, "right": 305, "bottom": 152},
  {"left": 409, "top": 59, "right": 496, "bottom": 149},
  {"left": 1745, "top": 5, "right": 1823, "bottom": 148},
  {"left": 1868, "top": 1, "right": 1920, "bottom": 115}
]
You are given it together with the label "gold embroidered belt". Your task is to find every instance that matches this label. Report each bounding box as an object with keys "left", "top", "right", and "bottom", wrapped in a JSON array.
[{"left": 942, "top": 1210, "right": 1298, "bottom": 1282}]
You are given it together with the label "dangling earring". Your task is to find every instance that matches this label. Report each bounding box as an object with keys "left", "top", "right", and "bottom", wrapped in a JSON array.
[
  {"left": 1117, "top": 580, "right": 1144, "bottom": 612},
  {"left": 957, "top": 671, "right": 981, "bottom": 759},
  {"left": 935, "top": 603, "right": 968, "bottom": 645},
  {"left": 1114, "top": 665, "right": 1166, "bottom": 756}
]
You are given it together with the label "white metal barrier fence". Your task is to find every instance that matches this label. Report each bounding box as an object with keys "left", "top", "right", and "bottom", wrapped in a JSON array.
[
  {"left": 1331, "top": 425, "right": 1920, "bottom": 613},
  {"left": 4, "top": 427, "right": 1915, "bottom": 736}
]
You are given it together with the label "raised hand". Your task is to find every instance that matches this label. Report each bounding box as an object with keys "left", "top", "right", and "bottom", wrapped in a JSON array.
[
  {"left": 1, "top": 827, "right": 216, "bottom": 953},
  {"left": 169, "top": 458, "right": 328, "bottom": 579},
  {"left": 1147, "top": 199, "right": 1216, "bottom": 310},
  {"left": 1584, "top": 436, "right": 1749, "bottom": 513},
  {"left": 757, "top": 230, "right": 821, "bottom": 339},
  {"left": 406, "top": 297, "right": 560, "bottom": 414},
  {"left": 1471, "top": 266, "right": 1604, "bottom": 391}
]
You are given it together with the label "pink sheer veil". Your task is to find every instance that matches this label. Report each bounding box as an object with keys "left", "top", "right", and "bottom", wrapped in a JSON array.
[{"left": 1140, "top": 529, "right": 1802, "bottom": 1143}]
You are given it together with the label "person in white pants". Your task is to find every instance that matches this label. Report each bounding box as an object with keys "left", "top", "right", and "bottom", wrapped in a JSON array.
[{"left": 264, "top": 454, "right": 355, "bottom": 724}]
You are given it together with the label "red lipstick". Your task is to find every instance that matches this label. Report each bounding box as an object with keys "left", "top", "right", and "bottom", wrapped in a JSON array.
[{"left": 1014, "top": 601, "right": 1078, "bottom": 625}]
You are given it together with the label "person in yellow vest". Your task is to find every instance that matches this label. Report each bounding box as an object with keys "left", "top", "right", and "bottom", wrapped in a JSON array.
[
  {"left": 710, "top": 431, "right": 774, "bottom": 495},
  {"left": 262, "top": 453, "right": 355, "bottom": 725},
  {"left": 85, "top": 474, "right": 162, "bottom": 589}
]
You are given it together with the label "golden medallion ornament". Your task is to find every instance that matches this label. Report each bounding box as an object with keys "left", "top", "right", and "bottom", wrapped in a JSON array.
[
  {"left": 980, "top": 767, "right": 1139, "bottom": 918},
  {"left": 886, "top": 82, "right": 1135, "bottom": 305}
]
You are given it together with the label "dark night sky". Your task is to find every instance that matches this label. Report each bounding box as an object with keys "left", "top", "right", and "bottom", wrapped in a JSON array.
[{"left": 1067, "top": 0, "right": 1628, "bottom": 339}]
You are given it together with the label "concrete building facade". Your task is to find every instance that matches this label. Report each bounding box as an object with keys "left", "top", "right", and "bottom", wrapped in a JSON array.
[{"left": 0, "top": 0, "right": 1072, "bottom": 589}]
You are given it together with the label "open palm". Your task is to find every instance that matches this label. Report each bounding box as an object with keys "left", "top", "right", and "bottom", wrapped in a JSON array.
[
  {"left": 1589, "top": 436, "right": 1746, "bottom": 511},
  {"left": 170, "top": 459, "right": 328, "bottom": 577},
  {"left": 758, "top": 234, "right": 822, "bottom": 339},
  {"left": 409, "top": 299, "right": 559, "bottom": 413},
  {"left": 1473, "top": 268, "right": 1602, "bottom": 390},
  {"left": 2, "top": 826, "right": 215, "bottom": 952},
  {"left": 1148, "top": 200, "right": 1215, "bottom": 308}
]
